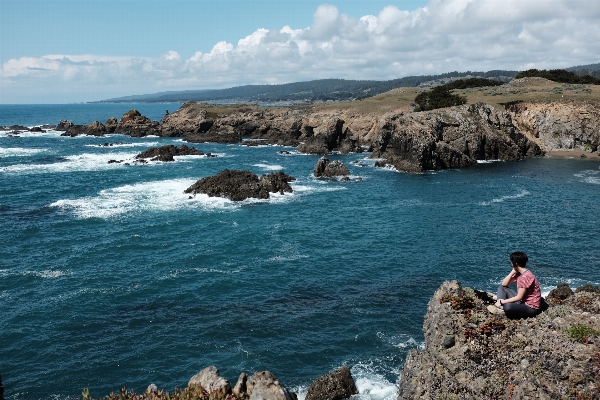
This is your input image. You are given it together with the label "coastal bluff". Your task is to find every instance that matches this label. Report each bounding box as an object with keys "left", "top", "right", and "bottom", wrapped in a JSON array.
[
  {"left": 398, "top": 281, "right": 600, "bottom": 400},
  {"left": 51, "top": 87, "right": 600, "bottom": 172}
]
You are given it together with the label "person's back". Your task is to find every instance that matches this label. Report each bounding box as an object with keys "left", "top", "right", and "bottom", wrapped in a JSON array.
[{"left": 488, "top": 251, "right": 542, "bottom": 319}]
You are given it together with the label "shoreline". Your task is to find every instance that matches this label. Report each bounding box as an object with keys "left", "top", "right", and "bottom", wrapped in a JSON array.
[{"left": 545, "top": 149, "right": 600, "bottom": 160}]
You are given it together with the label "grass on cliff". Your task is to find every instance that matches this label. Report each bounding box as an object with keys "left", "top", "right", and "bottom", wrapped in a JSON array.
[{"left": 184, "top": 77, "right": 600, "bottom": 117}]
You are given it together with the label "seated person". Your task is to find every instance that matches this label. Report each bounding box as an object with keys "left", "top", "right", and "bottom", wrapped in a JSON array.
[{"left": 488, "top": 251, "right": 541, "bottom": 318}]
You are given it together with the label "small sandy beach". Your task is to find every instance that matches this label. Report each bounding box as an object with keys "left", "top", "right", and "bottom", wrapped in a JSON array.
[{"left": 545, "top": 149, "right": 600, "bottom": 160}]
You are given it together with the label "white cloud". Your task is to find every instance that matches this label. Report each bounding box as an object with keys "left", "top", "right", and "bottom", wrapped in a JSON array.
[{"left": 2, "top": 0, "right": 600, "bottom": 103}]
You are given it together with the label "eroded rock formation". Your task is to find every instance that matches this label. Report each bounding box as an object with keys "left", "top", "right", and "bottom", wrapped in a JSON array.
[
  {"left": 507, "top": 101, "right": 600, "bottom": 154},
  {"left": 184, "top": 170, "right": 295, "bottom": 201},
  {"left": 371, "top": 103, "right": 543, "bottom": 172},
  {"left": 313, "top": 157, "right": 350, "bottom": 178},
  {"left": 135, "top": 144, "right": 207, "bottom": 161},
  {"left": 398, "top": 281, "right": 600, "bottom": 399},
  {"left": 305, "top": 366, "right": 358, "bottom": 400}
]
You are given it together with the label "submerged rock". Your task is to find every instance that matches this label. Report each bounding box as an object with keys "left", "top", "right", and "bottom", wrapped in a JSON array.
[{"left": 185, "top": 169, "right": 295, "bottom": 201}]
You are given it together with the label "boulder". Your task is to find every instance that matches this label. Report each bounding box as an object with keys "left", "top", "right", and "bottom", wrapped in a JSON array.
[
  {"left": 135, "top": 144, "right": 205, "bottom": 161},
  {"left": 233, "top": 372, "right": 249, "bottom": 397},
  {"left": 548, "top": 283, "right": 574, "bottom": 300},
  {"left": 105, "top": 117, "right": 118, "bottom": 133},
  {"left": 188, "top": 366, "right": 232, "bottom": 395},
  {"left": 61, "top": 121, "right": 106, "bottom": 137},
  {"left": 246, "top": 371, "right": 296, "bottom": 400},
  {"left": 184, "top": 170, "right": 295, "bottom": 201},
  {"left": 305, "top": 366, "right": 359, "bottom": 400},
  {"left": 115, "top": 109, "right": 161, "bottom": 137},
  {"left": 56, "top": 120, "right": 74, "bottom": 131},
  {"left": 313, "top": 157, "right": 350, "bottom": 177}
]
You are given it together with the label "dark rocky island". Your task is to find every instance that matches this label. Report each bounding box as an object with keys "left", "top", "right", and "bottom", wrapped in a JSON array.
[
  {"left": 184, "top": 170, "right": 295, "bottom": 201},
  {"left": 135, "top": 144, "right": 210, "bottom": 162}
]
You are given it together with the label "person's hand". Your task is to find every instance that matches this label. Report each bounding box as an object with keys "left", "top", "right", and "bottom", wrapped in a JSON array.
[{"left": 495, "top": 300, "right": 502, "bottom": 308}]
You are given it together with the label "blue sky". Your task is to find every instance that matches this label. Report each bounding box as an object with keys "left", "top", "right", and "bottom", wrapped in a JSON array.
[{"left": 1, "top": 0, "right": 599, "bottom": 103}]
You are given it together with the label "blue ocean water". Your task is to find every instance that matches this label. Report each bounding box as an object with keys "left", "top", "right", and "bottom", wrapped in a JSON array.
[{"left": 1, "top": 104, "right": 599, "bottom": 400}]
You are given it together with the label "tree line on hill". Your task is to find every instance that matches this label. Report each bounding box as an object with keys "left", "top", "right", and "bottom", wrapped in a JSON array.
[
  {"left": 97, "top": 71, "right": 518, "bottom": 104},
  {"left": 95, "top": 63, "right": 600, "bottom": 104},
  {"left": 413, "top": 78, "right": 503, "bottom": 111},
  {"left": 515, "top": 69, "right": 600, "bottom": 85}
]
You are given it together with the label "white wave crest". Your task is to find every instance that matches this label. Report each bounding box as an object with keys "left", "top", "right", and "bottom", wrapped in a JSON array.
[
  {"left": 477, "top": 159, "right": 504, "bottom": 164},
  {"left": 85, "top": 142, "right": 160, "bottom": 148},
  {"left": 253, "top": 163, "right": 284, "bottom": 171},
  {"left": 0, "top": 128, "right": 63, "bottom": 138},
  {"left": 351, "top": 363, "right": 398, "bottom": 400},
  {"left": 0, "top": 152, "right": 138, "bottom": 174},
  {"left": 479, "top": 189, "right": 530, "bottom": 206},
  {"left": 48, "top": 178, "right": 297, "bottom": 218},
  {"left": 574, "top": 170, "right": 600, "bottom": 185},
  {"left": 0, "top": 147, "right": 48, "bottom": 157}
]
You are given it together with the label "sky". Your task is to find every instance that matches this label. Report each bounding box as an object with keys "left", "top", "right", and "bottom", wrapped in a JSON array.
[{"left": 1, "top": 0, "right": 599, "bottom": 103}]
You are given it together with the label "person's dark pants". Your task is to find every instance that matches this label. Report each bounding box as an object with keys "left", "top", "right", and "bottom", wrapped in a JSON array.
[{"left": 497, "top": 286, "right": 541, "bottom": 319}]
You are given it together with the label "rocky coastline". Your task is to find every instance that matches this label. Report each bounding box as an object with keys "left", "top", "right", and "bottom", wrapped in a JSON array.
[
  {"left": 39, "top": 93, "right": 600, "bottom": 172},
  {"left": 397, "top": 281, "right": 600, "bottom": 400}
]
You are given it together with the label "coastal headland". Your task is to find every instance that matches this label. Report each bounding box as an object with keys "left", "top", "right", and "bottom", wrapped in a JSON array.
[{"left": 11, "top": 77, "right": 597, "bottom": 172}]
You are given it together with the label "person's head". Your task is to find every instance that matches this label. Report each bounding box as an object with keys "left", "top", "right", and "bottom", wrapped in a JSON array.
[{"left": 510, "top": 251, "right": 528, "bottom": 269}]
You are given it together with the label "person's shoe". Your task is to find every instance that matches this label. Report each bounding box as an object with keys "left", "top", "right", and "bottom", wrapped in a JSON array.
[
  {"left": 487, "top": 305, "right": 505, "bottom": 315},
  {"left": 487, "top": 292, "right": 497, "bottom": 301}
]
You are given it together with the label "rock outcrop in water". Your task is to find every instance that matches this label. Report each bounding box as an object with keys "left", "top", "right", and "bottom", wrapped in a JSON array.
[
  {"left": 313, "top": 157, "right": 350, "bottom": 178},
  {"left": 184, "top": 170, "right": 295, "bottom": 201},
  {"left": 135, "top": 144, "right": 209, "bottom": 161},
  {"left": 397, "top": 280, "right": 600, "bottom": 400}
]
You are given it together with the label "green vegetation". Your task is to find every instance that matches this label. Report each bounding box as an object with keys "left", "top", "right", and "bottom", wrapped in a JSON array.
[
  {"left": 564, "top": 324, "right": 599, "bottom": 343},
  {"left": 515, "top": 69, "right": 600, "bottom": 85},
  {"left": 414, "top": 85, "right": 467, "bottom": 111}
]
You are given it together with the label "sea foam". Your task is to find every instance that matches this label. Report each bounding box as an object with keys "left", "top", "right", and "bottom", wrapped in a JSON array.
[
  {"left": 574, "top": 169, "right": 600, "bottom": 185},
  {"left": 479, "top": 189, "right": 530, "bottom": 206},
  {"left": 0, "top": 147, "right": 48, "bottom": 157}
]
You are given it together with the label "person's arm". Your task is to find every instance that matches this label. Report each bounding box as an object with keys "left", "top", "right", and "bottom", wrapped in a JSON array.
[
  {"left": 501, "top": 270, "right": 517, "bottom": 287},
  {"left": 496, "top": 287, "right": 526, "bottom": 307}
]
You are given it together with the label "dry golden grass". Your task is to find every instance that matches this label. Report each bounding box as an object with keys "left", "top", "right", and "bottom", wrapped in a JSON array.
[{"left": 188, "top": 77, "right": 600, "bottom": 116}]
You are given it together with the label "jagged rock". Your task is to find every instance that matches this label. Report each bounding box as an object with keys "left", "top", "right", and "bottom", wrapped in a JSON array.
[
  {"left": 115, "top": 109, "right": 161, "bottom": 137},
  {"left": 188, "top": 366, "right": 232, "bottom": 395},
  {"left": 371, "top": 103, "right": 543, "bottom": 172},
  {"left": 548, "top": 283, "right": 574, "bottom": 300},
  {"left": 507, "top": 101, "right": 600, "bottom": 152},
  {"left": 61, "top": 121, "right": 106, "bottom": 137},
  {"left": 145, "top": 384, "right": 158, "bottom": 395},
  {"left": 105, "top": 117, "right": 118, "bottom": 133},
  {"left": 135, "top": 144, "right": 205, "bottom": 161},
  {"left": 246, "top": 371, "right": 296, "bottom": 400},
  {"left": 56, "top": 120, "right": 74, "bottom": 131},
  {"left": 233, "top": 372, "right": 249, "bottom": 397},
  {"left": 305, "top": 366, "right": 358, "bottom": 400},
  {"left": 29, "top": 126, "right": 45, "bottom": 133},
  {"left": 161, "top": 102, "right": 215, "bottom": 137},
  {"left": 184, "top": 170, "right": 295, "bottom": 201},
  {"left": 575, "top": 284, "right": 600, "bottom": 294},
  {"left": 313, "top": 157, "right": 350, "bottom": 177},
  {"left": 398, "top": 280, "right": 600, "bottom": 399}
]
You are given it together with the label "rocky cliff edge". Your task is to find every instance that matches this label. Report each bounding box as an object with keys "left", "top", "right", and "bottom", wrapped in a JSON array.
[{"left": 398, "top": 281, "right": 600, "bottom": 400}]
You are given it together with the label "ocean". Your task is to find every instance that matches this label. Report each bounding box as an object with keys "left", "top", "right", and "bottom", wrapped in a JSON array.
[{"left": 1, "top": 103, "right": 599, "bottom": 399}]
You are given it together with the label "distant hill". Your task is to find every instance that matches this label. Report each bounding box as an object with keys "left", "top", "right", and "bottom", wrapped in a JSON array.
[
  {"left": 93, "top": 70, "right": 518, "bottom": 104},
  {"left": 565, "top": 63, "right": 600, "bottom": 79},
  {"left": 94, "top": 64, "right": 600, "bottom": 104}
]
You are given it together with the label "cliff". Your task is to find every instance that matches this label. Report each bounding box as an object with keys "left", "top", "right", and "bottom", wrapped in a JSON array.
[
  {"left": 398, "top": 281, "right": 600, "bottom": 400},
  {"left": 54, "top": 87, "right": 600, "bottom": 171}
]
